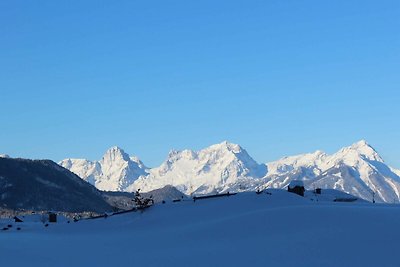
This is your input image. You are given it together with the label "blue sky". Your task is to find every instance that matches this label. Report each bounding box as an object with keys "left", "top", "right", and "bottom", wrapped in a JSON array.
[{"left": 1, "top": 1, "right": 399, "bottom": 167}]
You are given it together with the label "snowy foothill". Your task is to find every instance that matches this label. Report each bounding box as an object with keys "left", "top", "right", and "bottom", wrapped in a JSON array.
[{"left": 1, "top": 189, "right": 399, "bottom": 267}]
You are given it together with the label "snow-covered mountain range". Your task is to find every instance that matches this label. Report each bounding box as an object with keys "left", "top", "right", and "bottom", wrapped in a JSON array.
[
  {"left": 132, "top": 141, "right": 268, "bottom": 195},
  {"left": 59, "top": 140, "right": 400, "bottom": 203}
]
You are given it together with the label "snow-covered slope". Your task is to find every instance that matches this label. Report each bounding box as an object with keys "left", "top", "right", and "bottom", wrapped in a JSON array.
[
  {"left": 2, "top": 191, "right": 400, "bottom": 267},
  {"left": 60, "top": 147, "right": 148, "bottom": 191},
  {"left": 132, "top": 141, "right": 267, "bottom": 195},
  {"left": 391, "top": 167, "right": 400, "bottom": 177}
]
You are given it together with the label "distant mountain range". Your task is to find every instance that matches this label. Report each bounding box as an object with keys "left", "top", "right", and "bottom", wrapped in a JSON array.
[{"left": 59, "top": 140, "right": 400, "bottom": 203}]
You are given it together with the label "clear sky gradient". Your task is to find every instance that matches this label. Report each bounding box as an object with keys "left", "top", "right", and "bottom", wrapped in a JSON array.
[{"left": 1, "top": 1, "right": 399, "bottom": 167}]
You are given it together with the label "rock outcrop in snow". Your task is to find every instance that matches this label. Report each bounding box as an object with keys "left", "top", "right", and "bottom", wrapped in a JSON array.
[
  {"left": 59, "top": 147, "right": 148, "bottom": 192},
  {"left": 60, "top": 140, "right": 400, "bottom": 203}
]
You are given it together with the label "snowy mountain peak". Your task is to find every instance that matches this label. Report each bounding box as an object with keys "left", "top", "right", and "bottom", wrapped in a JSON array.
[
  {"left": 355, "top": 139, "right": 369, "bottom": 146},
  {"left": 106, "top": 146, "right": 126, "bottom": 154},
  {"left": 0, "top": 154, "right": 10, "bottom": 158},
  {"left": 313, "top": 150, "right": 326, "bottom": 156},
  {"left": 167, "top": 149, "right": 196, "bottom": 160},
  {"left": 165, "top": 141, "right": 244, "bottom": 163},
  {"left": 335, "top": 140, "right": 383, "bottom": 163},
  {"left": 208, "top": 141, "right": 242, "bottom": 153},
  {"left": 350, "top": 140, "right": 376, "bottom": 153},
  {"left": 102, "top": 146, "right": 130, "bottom": 163},
  {"left": 60, "top": 147, "right": 148, "bottom": 192}
]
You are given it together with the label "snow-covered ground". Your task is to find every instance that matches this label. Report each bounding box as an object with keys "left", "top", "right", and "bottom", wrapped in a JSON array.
[{"left": 1, "top": 190, "right": 399, "bottom": 267}]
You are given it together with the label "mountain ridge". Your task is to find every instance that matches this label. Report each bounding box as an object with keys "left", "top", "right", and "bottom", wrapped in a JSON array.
[{"left": 59, "top": 140, "right": 400, "bottom": 203}]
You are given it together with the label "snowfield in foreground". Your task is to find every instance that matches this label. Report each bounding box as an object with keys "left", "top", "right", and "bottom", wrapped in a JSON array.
[{"left": 1, "top": 190, "right": 400, "bottom": 267}]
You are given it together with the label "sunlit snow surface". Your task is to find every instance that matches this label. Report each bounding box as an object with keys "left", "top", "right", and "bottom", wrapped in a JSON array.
[{"left": 2, "top": 190, "right": 400, "bottom": 267}]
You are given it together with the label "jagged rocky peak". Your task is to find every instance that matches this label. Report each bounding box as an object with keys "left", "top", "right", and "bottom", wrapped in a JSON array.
[
  {"left": 199, "top": 141, "right": 253, "bottom": 164},
  {"left": 60, "top": 146, "right": 148, "bottom": 192},
  {"left": 101, "top": 146, "right": 131, "bottom": 163},
  {"left": 313, "top": 150, "right": 327, "bottom": 157},
  {"left": 165, "top": 141, "right": 244, "bottom": 162},
  {"left": 167, "top": 149, "right": 197, "bottom": 161},
  {"left": 206, "top": 140, "right": 243, "bottom": 153},
  {"left": 60, "top": 158, "right": 93, "bottom": 167}
]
